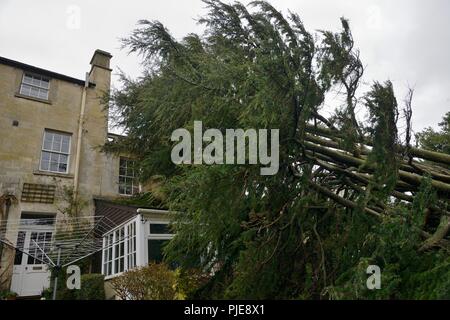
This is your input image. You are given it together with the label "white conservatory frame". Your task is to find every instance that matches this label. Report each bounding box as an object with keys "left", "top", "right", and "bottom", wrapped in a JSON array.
[{"left": 101, "top": 209, "right": 174, "bottom": 280}]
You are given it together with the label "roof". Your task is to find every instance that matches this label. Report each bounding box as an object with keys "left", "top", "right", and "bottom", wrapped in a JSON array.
[
  {"left": 94, "top": 199, "right": 139, "bottom": 227},
  {"left": 94, "top": 198, "right": 168, "bottom": 229},
  {"left": 0, "top": 56, "right": 96, "bottom": 88}
]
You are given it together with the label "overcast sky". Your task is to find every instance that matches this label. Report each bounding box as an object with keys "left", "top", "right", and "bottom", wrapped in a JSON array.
[{"left": 1, "top": 0, "right": 449, "bottom": 134}]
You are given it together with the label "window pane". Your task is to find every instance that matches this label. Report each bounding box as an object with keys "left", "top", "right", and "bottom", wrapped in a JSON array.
[
  {"left": 52, "top": 134, "right": 62, "bottom": 152},
  {"left": 147, "top": 240, "right": 168, "bottom": 263},
  {"left": 58, "top": 162, "right": 67, "bottom": 173},
  {"left": 43, "top": 134, "right": 53, "bottom": 150},
  {"left": 14, "top": 231, "right": 26, "bottom": 265},
  {"left": 119, "top": 259, "right": 124, "bottom": 273},
  {"left": 60, "top": 154, "right": 67, "bottom": 162},
  {"left": 61, "top": 136, "right": 70, "bottom": 153},
  {"left": 150, "top": 223, "right": 171, "bottom": 234},
  {"left": 20, "top": 84, "right": 31, "bottom": 96},
  {"left": 50, "top": 158, "right": 58, "bottom": 172},
  {"left": 49, "top": 153, "right": 59, "bottom": 170},
  {"left": 125, "top": 183, "right": 132, "bottom": 195},
  {"left": 30, "top": 86, "right": 39, "bottom": 98},
  {"left": 41, "top": 151, "right": 51, "bottom": 162},
  {"left": 40, "top": 79, "right": 50, "bottom": 89},
  {"left": 32, "top": 77, "right": 41, "bottom": 86},
  {"left": 38, "top": 89, "right": 48, "bottom": 100},
  {"left": 23, "top": 75, "right": 33, "bottom": 85},
  {"left": 40, "top": 160, "right": 50, "bottom": 171},
  {"left": 120, "top": 242, "right": 124, "bottom": 256}
]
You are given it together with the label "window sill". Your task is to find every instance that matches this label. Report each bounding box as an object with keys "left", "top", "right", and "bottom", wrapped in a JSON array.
[
  {"left": 104, "top": 272, "right": 126, "bottom": 281},
  {"left": 33, "top": 170, "right": 74, "bottom": 179},
  {"left": 118, "top": 193, "right": 135, "bottom": 197},
  {"left": 15, "top": 93, "right": 52, "bottom": 105}
]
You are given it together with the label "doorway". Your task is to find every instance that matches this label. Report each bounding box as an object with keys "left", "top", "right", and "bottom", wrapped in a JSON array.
[{"left": 10, "top": 213, "right": 54, "bottom": 297}]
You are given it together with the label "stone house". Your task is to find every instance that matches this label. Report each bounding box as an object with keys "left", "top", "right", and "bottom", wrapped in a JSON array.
[{"left": 0, "top": 51, "right": 170, "bottom": 298}]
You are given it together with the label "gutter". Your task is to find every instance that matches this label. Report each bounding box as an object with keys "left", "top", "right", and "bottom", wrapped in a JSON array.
[
  {"left": 136, "top": 208, "right": 170, "bottom": 215},
  {"left": 0, "top": 56, "right": 96, "bottom": 88},
  {"left": 73, "top": 72, "right": 90, "bottom": 195}
]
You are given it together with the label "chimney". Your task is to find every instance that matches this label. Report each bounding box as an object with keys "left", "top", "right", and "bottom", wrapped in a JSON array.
[
  {"left": 88, "top": 49, "right": 112, "bottom": 91},
  {"left": 90, "top": 49, "right": 112, "bottom": 70}
]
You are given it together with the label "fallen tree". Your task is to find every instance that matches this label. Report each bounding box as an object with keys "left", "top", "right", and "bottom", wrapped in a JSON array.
[{"left": 107, "top": 0, "right": 450, "bottom": 299}]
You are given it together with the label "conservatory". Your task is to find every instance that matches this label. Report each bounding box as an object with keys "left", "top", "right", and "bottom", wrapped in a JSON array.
[{"left": 101, "top": 208, "right": 174, "bottom": 279}]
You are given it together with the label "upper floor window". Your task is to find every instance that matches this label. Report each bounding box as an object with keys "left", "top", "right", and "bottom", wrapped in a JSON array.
[
  {"left": 40, "top": 130, "right": 71, "bottom": 174},
  {"left": 119, "top": 157, "right": 139, "bottom": 195},
  {"left": 20, "top": 73, "right": 50, "bottom": 100}
]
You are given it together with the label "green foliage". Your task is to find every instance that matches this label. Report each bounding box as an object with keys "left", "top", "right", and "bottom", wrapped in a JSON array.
[
  {"left": 416, "top": 111, "right": 450, "bottom": 170},
  {"left": 318, "top": 17, "right": 364, "bottom": 150},
  {"left": 56, "top": 186, "right": 89, "bottom": 217},
  {"left": 76, "top": 274, "right": 105, "bottom": 300},
  {"left": 112, "top": 191, "right": 166, "bottom": 208},
  {"left": 175, "top": 268, "right": 211, "bottom": 299},
  {"left": 49, "top": 266, "right": 76, "bottom": 300},
  {"left": 47, "top": 258, "right": 91, "bottom": 300},
  {"left": 364, "top": 81, "right": 399, "bottom": 200},
  {"left": 325, "top": 177, "right": 449, "bottom": 300},
  {"left": 0, "top": 289, "right": 18, "bottom": 300},
  {"left": 110, "top": 263, "right": 177, "bottom": 300},
  {"left": 108, "top": 0, "right": 449, "bottom": 300}
]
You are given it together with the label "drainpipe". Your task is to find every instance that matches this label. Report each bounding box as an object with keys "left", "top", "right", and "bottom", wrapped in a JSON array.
[
  {"left": 73, "top": 73, "right": 90, "bottom": 196},
  {"left": 0, "top": 198, "right": 12, "bottom": 262}
]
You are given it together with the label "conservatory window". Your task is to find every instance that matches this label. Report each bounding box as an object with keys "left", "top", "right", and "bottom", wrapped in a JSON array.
[
  {"left": 147, "top": 222, "right": 173, "bottom": 264},
  {"left": 126, "top": 222, "right": 136, "bottom": 270},
  {"left": 102, "top": 220, "right": 137, "bottom": 277}
]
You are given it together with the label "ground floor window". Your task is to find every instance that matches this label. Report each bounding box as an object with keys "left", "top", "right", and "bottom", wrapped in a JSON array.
[
  {"left": 147, "top": 239, "right": 169, "bottom": 263},
  {"left": 102, "top": 217, "right": 174, "bottom": 278},
  {"left": 147, "top": 222, "right": 173, "bottom": 264},
  {"left": 102, "top": 220, "right": 136, "bottom": 277}
]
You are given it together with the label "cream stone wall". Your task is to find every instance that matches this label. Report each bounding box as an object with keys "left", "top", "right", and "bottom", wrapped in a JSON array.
[{"left": 0, "top": 50, "right": 125, "bottom": 290}]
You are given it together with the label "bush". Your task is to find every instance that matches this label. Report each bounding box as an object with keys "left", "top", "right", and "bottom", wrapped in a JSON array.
[
  {"left": 41, "top": 287, "right": 53, "bottom": 300},
  {"left": 0, "top": 290, "right": 18, "bottom": 300},
  {"left": 175, "top": 268, "right": 211, "bottom": 299},
  {"left": 76, "top": 274, "right": 105, "bottom": 300},
  {"left": 49, "top": 266, "right": 77, "bottom": 300},
  {"left": 45, "top": 266, "right": 105, "bottom": 300},
  {"left": 110, "top": 263, "right": 177, "bottom": 300}
]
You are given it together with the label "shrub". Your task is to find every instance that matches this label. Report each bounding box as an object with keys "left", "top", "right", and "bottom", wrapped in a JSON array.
[
  {"left": 49, "top": 266, "right": 77, "bottom": 300},
  {"left": 110, "top": 263, "right": 177, "bottom": 300},
  {"left": 0, "top": 290, "right": 18, "bottom": 300},
  {"left": 175, "top": 268, "right": 211, "bottom": 299},
  {"left": 76, "top": 274, "right": 105, "bottom": 300},
  {"left": 41, "top": 287, "right": 53, "bottom": 300}
]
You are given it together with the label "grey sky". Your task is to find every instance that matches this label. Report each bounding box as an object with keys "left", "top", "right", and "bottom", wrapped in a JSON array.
[{"left": 1, "top": 0, "right": 449, "bottom": 133}]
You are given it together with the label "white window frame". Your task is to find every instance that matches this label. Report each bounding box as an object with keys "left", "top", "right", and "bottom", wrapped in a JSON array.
[
  {"left": 39, "top": 130, "right": 71, "bottom": 174},
  {"left": 146, "top": 220, "right": 174, "bottom": 264},
  {"left": 20, "top": 73, "right": 50, "bottom": 100},
  {"left": 102, "top": 215, "right": 173, "bottom": 280},
  {"left": 102, "top": 218, "right": 138, "bottom": 279},
  {"left": 118, "top": 157, "right": 139, "bottom": 196}
]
